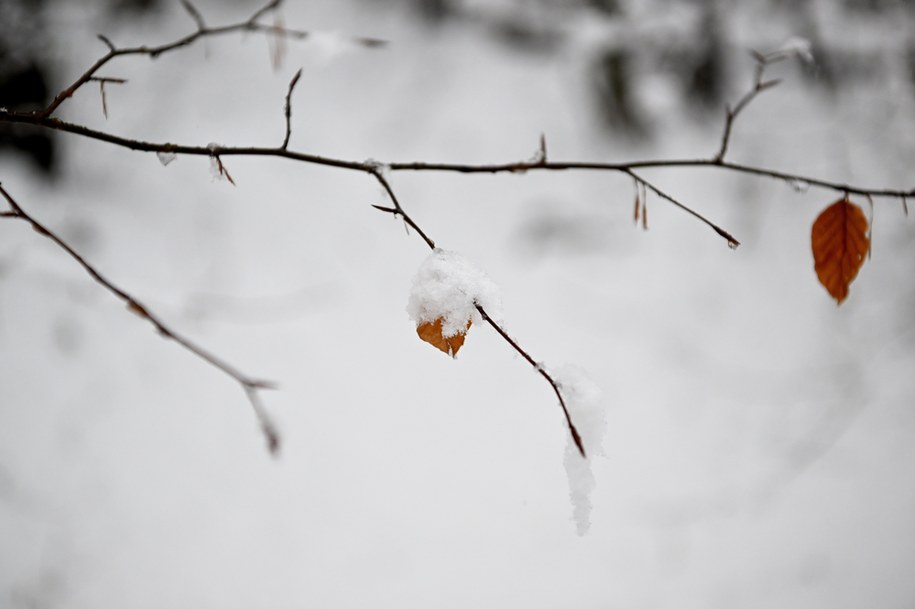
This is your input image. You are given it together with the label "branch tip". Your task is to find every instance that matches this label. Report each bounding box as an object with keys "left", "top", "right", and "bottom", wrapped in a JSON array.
[
  {"left": 0, "top": 183, "right": 279, "bottom": 456},
  {"left": 281, "top": 67, "right": 303, "bottom": 149},
  {"left": 97, "top": 34, "right": 116, "bottom": 52}
]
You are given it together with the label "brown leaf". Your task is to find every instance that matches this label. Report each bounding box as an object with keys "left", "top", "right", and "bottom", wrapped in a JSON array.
[
  {"left": 811, "top": 198, "right": 869, "bottom": 304},
  {"left": 416, "top": 318, "right": 471, "bottom": 358}
]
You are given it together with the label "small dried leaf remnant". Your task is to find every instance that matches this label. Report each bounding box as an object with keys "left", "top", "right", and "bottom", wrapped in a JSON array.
[
  {"left": 811, "top": 197, "right": 870, "bottom": 304},
  {"left": 416, "top": 318, "right": 471, "bottom": 358}
]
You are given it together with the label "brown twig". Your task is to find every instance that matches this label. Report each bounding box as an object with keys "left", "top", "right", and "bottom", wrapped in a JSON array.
[
  {"left": 477, "top": 306, "right": 586, "bottom": 457},
  {"left": 369, "top": 171, "right": 586, "bottom": 456},
  {"left": 371, "top": 171, "right": 436, "bottom": 250},
  {"left": 89, "top": 77, "right": 126, "bottom": 119},
  {"left": 2, "top": 109, "right": 910, "bottom": 244},
  {"left": 627, "top": 169, "right": 740, "bottom": 247},
  {"left": 281, "top": 68, "right": 302, "bottom": 150},
  {"left": 714, "top": 51, "right": 784, "bottom": 163},
  {"left": 0, "top": 183, "right": 280, "bottom": 455}
]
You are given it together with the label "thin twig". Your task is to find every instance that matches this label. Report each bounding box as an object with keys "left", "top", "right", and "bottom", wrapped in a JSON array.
[
  {"left": 372, "top": 171, "right": 436, "bottom": 249},
  {"left": 0, "top": 183, "right": 280, "bottom": 455},
  {"left": 90, "top": 76, "right": 127, "bottom": 118},
  {"left": 714, "top": 52, "right": 783, "bottom": 162},
  {"left": 627, "top": 169, "right": 740, "bottom": 248},
  {"left": 281, "top": 68, "right": 302, "bottom": 150},
  {"left": 179, "top": 0, "right": 207, "bottom": 31},
  {"left": 97, "top": 34, "right": 116, "bottom": 52},
  {"left": 477, "top": 306, "right": 586, "bottom": 457},
  {"left": 367, "top": 171, "right": 586, "bottom": 455},
  {"left": 39, "top": 0, "right": 385, "bottom": 117},
  {"left": 3, "top": 109, "right": 910, "bottom": 246}
]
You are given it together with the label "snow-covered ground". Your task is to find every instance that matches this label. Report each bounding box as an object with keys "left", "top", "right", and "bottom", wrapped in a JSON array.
[{"left": 1, "top": 1, "right": 914, "bottom": 607}]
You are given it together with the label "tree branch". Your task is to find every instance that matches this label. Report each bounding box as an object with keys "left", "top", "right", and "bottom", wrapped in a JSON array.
[
  {"left": 714, "top": 52, "right": 784, "bottom": 162},
  {"left": 626, "top": 169, "right": 740, "bottom": 247},
  {"left": 369, "top": 172, "right": 586, "bottom": 455},
  {"left": 39, "top": 0, "right": 386, "bottom": 117},
  {"left": 0, "top": 183, "right": 280, "bottom": 456}
]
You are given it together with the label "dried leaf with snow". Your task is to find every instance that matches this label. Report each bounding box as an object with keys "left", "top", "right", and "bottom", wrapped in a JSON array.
[
  {"left": 416, "top": 318, "right": 471, "bottom": 358},
  {"left": 407, "top": 248, "right": 502, "bottom": 356}
]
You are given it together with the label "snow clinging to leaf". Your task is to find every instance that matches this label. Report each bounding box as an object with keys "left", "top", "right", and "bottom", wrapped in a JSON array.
[{"left": 407, "top": 248, "right": 503, "bottom": 339}]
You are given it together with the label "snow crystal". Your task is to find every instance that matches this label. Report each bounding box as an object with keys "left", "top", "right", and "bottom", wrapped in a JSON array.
[
  {"left": 156, "top": 151, "right": 177, "bottom": 167},
  {"left": 406, "top": 249, "right": 503, "bottom": 339},
  {"left": 551, "top": 364, "right": 606, "bottom": 536},
  {"left": 778, "top": 36, "right": 814, "bottom": 64}
]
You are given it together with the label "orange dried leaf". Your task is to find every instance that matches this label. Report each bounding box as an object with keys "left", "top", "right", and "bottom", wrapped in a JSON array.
[
  {"left": 811, "top": 198, "right": 869, "bottom": 304},
  {"left": 416, "top": 318, "right": 471, "bottom": 358}
]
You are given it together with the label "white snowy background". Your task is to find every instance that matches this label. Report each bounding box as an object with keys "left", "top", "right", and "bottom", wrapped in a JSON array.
[{"left": 1, "top": 0, "right": 914, "bottom": 607}]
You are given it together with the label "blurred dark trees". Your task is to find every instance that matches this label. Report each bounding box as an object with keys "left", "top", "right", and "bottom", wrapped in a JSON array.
[
  {"left": 406, "top": 0, "right": 915, "bottom": 138},
  {"left": 0, "top": 0, "right": 164, "bottom": 175}
]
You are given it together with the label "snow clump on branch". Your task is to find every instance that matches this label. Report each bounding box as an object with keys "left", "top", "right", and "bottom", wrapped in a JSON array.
[{"left": 406, "top": 248, "right": 503, "bottom": 337}]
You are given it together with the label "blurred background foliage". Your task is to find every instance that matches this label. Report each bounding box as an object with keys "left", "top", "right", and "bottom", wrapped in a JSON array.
[{"left": 4, "top": 0, "right": 915, "bottom": 174}]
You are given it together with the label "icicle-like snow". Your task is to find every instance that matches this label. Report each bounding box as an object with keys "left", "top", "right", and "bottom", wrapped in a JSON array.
[{"left": 552, "top": 364, "right": 606, "bottom": 535}]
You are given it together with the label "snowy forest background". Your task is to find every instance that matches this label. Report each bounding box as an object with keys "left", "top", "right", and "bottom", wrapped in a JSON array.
[{"left": 1, "top": 0, "right": 914, "bottom": 607}]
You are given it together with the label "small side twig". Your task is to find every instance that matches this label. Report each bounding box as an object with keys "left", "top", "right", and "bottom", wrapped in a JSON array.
[
  {"left": 97, "top": 34, "right": 116, "bottom": 52},
  {"left": 627, "top": 169, "right": 740, "bottom": 248},
  {"left": 714, "top": 51, "right": 783, "bottom": 163},
  {"left": 281, "top": 68, "right": 302, "bottom": 150},
  {"left": 89, "top": 77, "right": 126, "bottom": 119},
  {"left": 368, "top": 170, "right": 586, "bottom": 456},
  {"left": 39, "top": 0, "right": 385, "bottom": 117},
  {"left": 179, "top": 0, "right": 207, "bottom": 31},
  {"left": 371, "top": 171, "right": 436, "bottom": 250},
  {"left": 0, "top": 183, "right": 279, "bottom": 455}
]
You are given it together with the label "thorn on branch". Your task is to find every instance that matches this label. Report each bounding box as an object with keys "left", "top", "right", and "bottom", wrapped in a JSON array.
[
  {"left": 99, "top": 81, "right": 109, "bottom": 118},
  {"left": 372, "top": 171, "right": 435, "bottom": 250},
  {"left": 209, "top": 152, "right": 236, "bottom": 185},
  {"left": 97, "top": 34, "right": 116, "bottom": 52}
]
